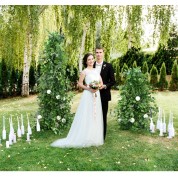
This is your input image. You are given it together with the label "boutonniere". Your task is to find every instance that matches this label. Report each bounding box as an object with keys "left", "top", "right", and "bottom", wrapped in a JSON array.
[{"left": 102, "top": 64, "right": 106, "bottom": 70}]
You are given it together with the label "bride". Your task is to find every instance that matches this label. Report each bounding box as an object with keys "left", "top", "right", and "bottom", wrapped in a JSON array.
[{"left": 51, "top": 53, "right": 104, "bottom": 148}]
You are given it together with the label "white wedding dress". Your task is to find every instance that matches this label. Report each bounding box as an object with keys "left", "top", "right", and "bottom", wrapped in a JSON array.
[{"left": 51, "top": 68, "right": 104, "bottom": 148}]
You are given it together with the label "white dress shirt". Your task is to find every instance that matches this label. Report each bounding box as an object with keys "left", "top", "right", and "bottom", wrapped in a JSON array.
[{"left": 95, "top": 61, "right": 103, "bottom": 74}]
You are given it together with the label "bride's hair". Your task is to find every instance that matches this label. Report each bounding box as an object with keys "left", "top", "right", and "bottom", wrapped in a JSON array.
[{"left": 82, "top": 53, "right": 93, "bottom": 68}]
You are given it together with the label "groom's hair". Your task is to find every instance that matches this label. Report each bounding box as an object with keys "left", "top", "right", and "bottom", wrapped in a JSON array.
[
  {"left": 83, "top": 53, "right": 93, "bottom": 68},
  {"left": 95, "top": 45, "right": 104, "bottom": 52}
]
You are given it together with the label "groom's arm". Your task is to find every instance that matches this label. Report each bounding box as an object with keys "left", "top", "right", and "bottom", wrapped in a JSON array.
[{"left": 105, "top": 63, "right": 115, "bottom": 89}]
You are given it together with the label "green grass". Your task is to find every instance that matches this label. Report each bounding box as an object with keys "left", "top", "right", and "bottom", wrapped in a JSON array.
[{"left": 0, "top": 91, "right": 178, "bottom": 171}]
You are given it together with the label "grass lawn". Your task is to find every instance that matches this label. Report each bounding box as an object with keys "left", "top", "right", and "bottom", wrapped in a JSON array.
[{"left": 0, "top": 90, "right": 178, "bottom": 171}]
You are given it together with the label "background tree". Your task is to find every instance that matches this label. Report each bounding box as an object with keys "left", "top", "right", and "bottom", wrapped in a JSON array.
[
  {"left": 169, "top": 60, "right": 178, "bottom": 91},
  {"left": 150, "top": 64, "right": 158, "bottom": 89},
  {"left": 157, "top": 62, "right": 168, "bottom": 91}
]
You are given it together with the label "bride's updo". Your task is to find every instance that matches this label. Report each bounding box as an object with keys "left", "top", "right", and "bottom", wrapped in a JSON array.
[{"left": 82, "top": 53, "right": 93, "bottom": 68}]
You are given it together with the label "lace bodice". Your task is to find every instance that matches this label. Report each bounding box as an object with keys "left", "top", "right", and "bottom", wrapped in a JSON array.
[{"left": 83, "top": 68, "right": 100, "bottom": 85}]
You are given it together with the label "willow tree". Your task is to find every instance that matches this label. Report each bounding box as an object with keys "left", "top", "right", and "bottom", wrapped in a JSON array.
[
  {"left": 61, "top": 5, "right": 105, "bottom": 72},
  {"left": 125, "top": 6, "right": 143, "bottom": 49},
  {"left": 147, "top": 5, "right": 174, "bottom": 45},
  {"left": 0, "top": 5, "right": 48, "bottom": 96}
]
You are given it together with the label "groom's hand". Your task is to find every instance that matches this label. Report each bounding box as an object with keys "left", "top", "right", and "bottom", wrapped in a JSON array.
[{"left": 99, "top": 84, "right": 107, "bottom": 90}]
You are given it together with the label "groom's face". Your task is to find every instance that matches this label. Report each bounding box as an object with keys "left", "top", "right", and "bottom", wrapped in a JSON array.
[{"left": 95, "top": 49, "right": 104, "bottom": 62}]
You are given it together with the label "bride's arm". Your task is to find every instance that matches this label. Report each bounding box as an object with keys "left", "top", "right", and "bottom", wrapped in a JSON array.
[
  {"left": 77, "top": 71, "right": 96, "bottom": 93},
  {"left": 99, "top": 75, "right": 104, "bottom": 89}
]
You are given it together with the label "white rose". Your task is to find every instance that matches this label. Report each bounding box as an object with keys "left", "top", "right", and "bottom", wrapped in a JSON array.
[
  {"left": 143, "top": 114, "right": 148, "bottom": 119},
  {"left": 129, "top": 118, "right": 135, "bottom": 123},
  {"left": 63, "top": 97, "right": 66, "bottom": 101},
  {"left": 47, "top": 90, "right": 51, "bottom": 94},
  {"left": 62, "top": 118, "right": 66, "bottom": 123},
  {"left": 56, "top": 95, "right": 60, "bottom": 100},
  {"left": 57, "top": 116, "right": 61, "bottom": 121},
  {"left": 37, "top": 115, "right": 42, "bottom": 119},
  {"left": 135, "top": 96, "right": 140, "bottom": 101},
  {"left": 118, "top": 119, "right": 122, "bottom": 123}
]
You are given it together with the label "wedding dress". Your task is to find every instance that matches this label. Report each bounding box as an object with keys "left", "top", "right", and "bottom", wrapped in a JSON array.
[{"left": 51, "top": 68, "right": 104, "bottom": 148}]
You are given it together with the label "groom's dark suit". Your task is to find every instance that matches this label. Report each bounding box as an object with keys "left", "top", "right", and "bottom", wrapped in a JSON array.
[{"left": 94, "top": 61, "right": 115, "bottom": 140}]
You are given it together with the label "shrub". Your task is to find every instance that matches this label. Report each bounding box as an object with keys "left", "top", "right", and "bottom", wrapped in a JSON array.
[
  {"left": 38, "top": 32, "right": 73, "bottom": 134},
  {"left": 117, "top": 67, "right": 157, "bottom": 131}
]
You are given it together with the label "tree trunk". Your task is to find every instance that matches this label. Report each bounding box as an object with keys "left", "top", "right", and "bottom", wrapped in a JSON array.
[
  {"left": 79, "top": 22, "right": 90, "bottom": 73},
  {"left": 22, "top": 42, "right": 29, "bottom": 97}
]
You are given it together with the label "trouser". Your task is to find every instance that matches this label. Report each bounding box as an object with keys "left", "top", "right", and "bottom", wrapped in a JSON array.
[{"left": 101, "top": 100, "right": 109, "bottom": 140}]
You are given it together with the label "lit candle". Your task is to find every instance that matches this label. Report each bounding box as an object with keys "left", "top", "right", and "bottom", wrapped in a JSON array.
[
  {"left": 6, "top": 141, "right": 10, "bottom": 148},
  {"left": 9, "top": 134, "right": 13, "bottom": 145},
  {"left": 27, "top": 114, "right": 32, "bottom": 135},
  {"left": 17, "top": 116, "right": 22, "bottom": 138},
  {"left": 13, "top": 134, "right": 17, "bottom": 143},
  {"left": 163, "top": 110, "right": 166, "bottom": 133},
  {"left": 36, "top": 119, "right": 40, "bottom": 132},
  {"left": 2, "top": 116, "right": 6, "bottom": 140},
  {"left": 21, "top": 114, "right": 25, "bottom": 135},
  {"left": 26, "top": 133, "right": 30, "bottom": 141}
]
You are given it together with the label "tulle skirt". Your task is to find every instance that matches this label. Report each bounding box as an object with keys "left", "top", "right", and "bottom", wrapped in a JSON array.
[{"left": 51, "top": 90, "right": 104, "bottom": 148}]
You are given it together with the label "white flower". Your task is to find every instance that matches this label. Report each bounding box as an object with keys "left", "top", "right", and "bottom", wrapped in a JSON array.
[
  {"left": 135, "top": 96, "right": 140, "bottom": 101},
  {"left": 143, "top": 114, "right": 148, "bottom": 119},
  {"left": 56, "top": 95, "right": 60, "bottom": 99},
  {"left": 57, "top": 116, "right": 61, "bottom": 121},
  {"left": 129, "top": 118, "right": 135, "bottom": 123},
  {"left": 37, "top": 115, "right": 42, "bottom": 119},
  {"left": 118, "top": 119, "right": 122, "bottom": 123},
  {"left": 118, "top": 97, "right": 122, "bottom": 101},
  {"left": 63, "top": 97, "right": 66, "bottom": 101},
  {"left": 47, "top": 90, "right": 51, "bottom": 94},
  {"left": 62, "top": 118, "right": 66, "bottom": 123}
]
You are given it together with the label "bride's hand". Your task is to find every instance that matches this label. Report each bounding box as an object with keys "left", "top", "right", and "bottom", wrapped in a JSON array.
[{"left": 88, "top": 88, "right": 97, "bottom": 93}]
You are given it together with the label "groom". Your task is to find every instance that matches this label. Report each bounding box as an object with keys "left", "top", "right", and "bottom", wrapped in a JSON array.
[{"left": 94, "top": 46, "right": 115, "bottom": 140}]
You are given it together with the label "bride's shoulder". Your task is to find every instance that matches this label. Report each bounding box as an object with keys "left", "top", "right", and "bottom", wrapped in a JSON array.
[{"left": 80, "top": 69, "right": 87, "bottom": 75}]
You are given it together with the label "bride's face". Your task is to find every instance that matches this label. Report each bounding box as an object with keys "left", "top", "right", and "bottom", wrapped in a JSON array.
[{"left": 86, "top": 55, "right": 94, "bottom": 67}]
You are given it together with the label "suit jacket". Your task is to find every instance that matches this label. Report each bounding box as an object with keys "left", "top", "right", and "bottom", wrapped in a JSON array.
[{"left": 94, "top": 61, "right": 115, "bottom": 102}]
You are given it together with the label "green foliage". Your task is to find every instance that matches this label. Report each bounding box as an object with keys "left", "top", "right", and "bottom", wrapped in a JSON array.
[
  {"left": 29, "top": 61, "right": 37, "bottom": 93},
  {"left": 119, "top": 47, "right": 144, "bottom": 68},
  {"left": 117, "top": 67, "right": 157, "bottom": 131},
  {"left": 17, "top": 70, "right": 23, "bottom": 95},
  {"left": 142, "top": 61, "right": 148, "bottom": 74},
  {"left": 150, "top": 64, "right": 158, "bottom": 89},
  {"left": 157, "top": 62, "right": 168, "bottom": 91},
  {"left": 38, "top": 32, "right": 73, "bottom": 134},
  {"left": 132, "top": 60, "right": 137, "bottom": 68},
  {"left": 0, "top": 62, "right": 2, "bottom": 97},
  {"left": 151, "top": 44, "right": 173, "bottom": 75},
  {"left": 120, "top": 63, "right": 128, "bottom": 85},
  {"left": 9, "top": 68, "right": 18, "bottom": 96},
  {"left": 0, "top": 59, "right": 9, "bottom": 98},
  {"left": 169, "top": 60, "right": 178, "bottom": 91}
]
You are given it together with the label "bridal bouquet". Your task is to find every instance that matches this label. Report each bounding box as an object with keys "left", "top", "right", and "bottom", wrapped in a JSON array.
[
  {"left": 89, "top": 80, "right": 100, "bottom": 97},
  {"left": 89, "top": 80, "right": 100, "bottom": 90}
]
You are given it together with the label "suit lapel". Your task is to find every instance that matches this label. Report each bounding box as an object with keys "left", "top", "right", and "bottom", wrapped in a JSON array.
[{"left": 100, "top": 61, "right": 106, "bottom": 75}]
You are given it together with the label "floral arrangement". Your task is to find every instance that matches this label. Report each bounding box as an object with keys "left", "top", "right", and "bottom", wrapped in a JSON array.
[
  {"left": 89, "top": 80, "right": 100, "bottom": 90},
  {"left": 117, "top": 67, "right": 158, "bottom": 132}
]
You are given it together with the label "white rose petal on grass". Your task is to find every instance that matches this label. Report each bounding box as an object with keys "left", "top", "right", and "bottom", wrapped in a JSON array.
[
  {"left": 129, "top": 118, "right": 135, "bottom": 123},
  {"left": 143, "top": 114, "right": 148, "bottom": 119},
  {"left": 47, "top": 90, "right": 51, "bottom": 94},
  {"left": 135, "top": 96, "right": 140, "bottom": 101},
  {"left": 56, "top": 95, "right": 60, "bottom": 100}
]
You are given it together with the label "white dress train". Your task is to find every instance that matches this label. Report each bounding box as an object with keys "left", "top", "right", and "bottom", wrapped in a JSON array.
[{"left": 51, "top": 68, "right": 104, "bottom": 148}]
